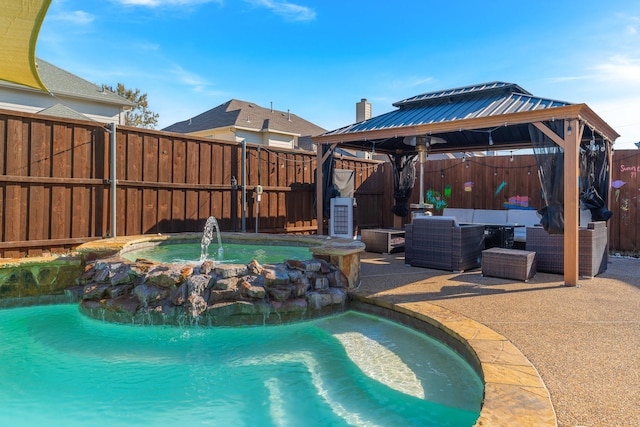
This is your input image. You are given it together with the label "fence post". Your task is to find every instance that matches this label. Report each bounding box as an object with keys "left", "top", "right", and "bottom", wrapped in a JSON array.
[
  {"left": 241, "top": 140, "right": 247, "bottom": 232},
  {"left": 109, "top": 122, "right": 117, "bottom": 238}
]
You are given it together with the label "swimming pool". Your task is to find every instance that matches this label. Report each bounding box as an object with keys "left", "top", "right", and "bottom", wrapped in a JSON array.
[{"left": 0, "top": 305, "right": 482, "bottom": 426}]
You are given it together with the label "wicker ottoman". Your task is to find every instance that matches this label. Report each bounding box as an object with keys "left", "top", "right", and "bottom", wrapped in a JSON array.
[{"left": 482, "top": 248, "right": 537, "bottom": 281}]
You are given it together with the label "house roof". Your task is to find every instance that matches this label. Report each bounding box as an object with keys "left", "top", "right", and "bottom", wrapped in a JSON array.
[
  {"left": 0, "top": 58, "right": 134, "bottom": 108},
  {"left": 38, "top": 103, "right": 93, "bottom": 121},
  {"left": 316, "top": 82, "right": 591, "bottom": 153},
  {"left": 163, "top": 99, "right": 326, "bottom": 150}
]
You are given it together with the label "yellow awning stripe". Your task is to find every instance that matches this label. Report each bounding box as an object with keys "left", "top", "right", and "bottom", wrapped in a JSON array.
[{"left": 0, "top": 0, "right": 52, "bottom": 92}]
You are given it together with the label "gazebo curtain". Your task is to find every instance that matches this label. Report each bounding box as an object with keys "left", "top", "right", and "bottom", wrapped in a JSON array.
[
  {"left": 529, "top": 121, "right": 612, "bottom": 234},
  {"left": 389, "top": 153, "right": 417, "bottom": 217},
  {"left": 529, "top": 121, "right": 565, "bottom": 233},
  {"left": 579, "top": 132, "right": 612, "bottom": 221}
]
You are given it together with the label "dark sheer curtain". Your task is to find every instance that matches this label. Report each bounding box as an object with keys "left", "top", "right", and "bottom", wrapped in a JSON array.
[
  {"left": 529, "top": 122, "right": 612, "bottom": 234},
  {"left": 388, "top": 153, "right": 417, "bottom": 217},
  {"left": 313, "top": 145, "right": 339, "bottom": 218},
  {"left": 528, "top": 121, "right": 565, "bottom": 233},
  {"left": 579, "top": 131, "right": 612, "bottom": 221}
]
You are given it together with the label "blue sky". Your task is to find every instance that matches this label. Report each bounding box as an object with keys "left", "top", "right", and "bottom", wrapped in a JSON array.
[{"left": 38, "top": 0, "right": 640, "bottom": 149}]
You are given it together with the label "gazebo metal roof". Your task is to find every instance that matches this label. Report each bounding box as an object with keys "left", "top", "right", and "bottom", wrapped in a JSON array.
[
  {"left": 313, "top": 81, "right": 621, "bottom": 286},
  {"left": 317, "top": 82, "right": 613, "bottom": 154}
]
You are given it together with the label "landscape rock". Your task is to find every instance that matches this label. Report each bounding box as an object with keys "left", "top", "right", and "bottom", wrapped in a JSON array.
[
  {"left": 213, "top": 277, "right": 237, "bottom": 290},
  {"left": 75, "top": 252, "right": 351, "bottom": 326},
  {"left": 262, "top": 267, "right": 291, "bottom": 286},
  {"left": 215, "top": 264, "right": 248, "bottom": 278}
]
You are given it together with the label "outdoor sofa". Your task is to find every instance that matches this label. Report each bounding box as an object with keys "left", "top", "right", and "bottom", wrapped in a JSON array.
[
  {"left": 525, "top": 221, "right": 608, "bottom": 277},
  {"left": 442, "top": 208, "right": 541, "bottom": 244},
  {"left": 442, "top": 207, "right": 594, "bottom": 244}
]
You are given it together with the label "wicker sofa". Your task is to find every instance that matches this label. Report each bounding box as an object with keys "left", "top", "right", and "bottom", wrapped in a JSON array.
[
  {"left": 442, "top": 208, "right": 541, "bottom": 244},
  {"left": 525, "top": 222, "right": 608, "bottom": 277},
  {"left": 405, "top": 216, "right": 485, "bottom": 272},
  {"left": 442, "top": 207, "right": 594, "bottom": 244}
]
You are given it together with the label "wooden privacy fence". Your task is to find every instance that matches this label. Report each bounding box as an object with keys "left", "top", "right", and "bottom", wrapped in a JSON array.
[
  {"left": 609, "top": 150, "right": 640, "bottom": 252},
  {"left": 402, "top": 150, "right": 640, "bottom": 253},
  {"left": 1, "top": 109, "right": 638, "bottom": 257},
  {"left": 405, "top": 155, "right": 546, "bottom": 214},
  {"left": 0, "top": 110, "right": 385, "bottom": 258}
]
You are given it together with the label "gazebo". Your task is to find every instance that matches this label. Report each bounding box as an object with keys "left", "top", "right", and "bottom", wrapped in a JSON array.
[{"left": 313, "top": 82, "right": 620, "bottom": 286}]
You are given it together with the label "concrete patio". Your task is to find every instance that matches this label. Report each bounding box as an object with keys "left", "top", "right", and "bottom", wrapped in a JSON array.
[{"left": 355, "top": 251, "right": 640, "bottom": 427}]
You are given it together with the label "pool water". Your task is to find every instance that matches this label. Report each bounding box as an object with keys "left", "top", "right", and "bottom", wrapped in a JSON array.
[
  {"left": 121, "top": 242, "right": 312, "bottom": 265},
  {"left": 0, "top": 305, "right": 482, "bottom": 427}
]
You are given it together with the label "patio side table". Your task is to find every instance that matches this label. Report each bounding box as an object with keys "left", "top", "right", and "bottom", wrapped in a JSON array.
[{"left": 361, "top": 228, "right": 405, "bottom": 254}]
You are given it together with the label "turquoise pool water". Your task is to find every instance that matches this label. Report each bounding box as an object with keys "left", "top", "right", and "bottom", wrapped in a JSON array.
[
  {"left": 0, "top": 305, "right": 482, "bottom": 426},
  {"left": 121, "top": 242, "right": 312, "bottom": 265}
]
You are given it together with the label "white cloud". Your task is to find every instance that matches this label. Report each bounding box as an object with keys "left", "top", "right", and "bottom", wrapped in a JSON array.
[
  {"left": 595, "top": 106, "right": 640, "bottom": 149},
  {"left": 131, "top": 42, "right": 161, "bottom": 52},
  {"left": 49, "top": 10, "right": 94, "bottom": 25},
  {"left": 246, "top": 0, "right": 316, "bottom": 22},
  {"left": 402, "top": 76, "right": 435, "bottom": 89},
  {"left": 590, "top": 55, "right": 640, "bottom": 86},
  {"left": 623, "top": 15, "right": 640, "bottom": 35},
  {"left": 113, "top": 0, "right": 220, "bottom": 6},
  {"left": 170, "top": 64, "right": 212, "bottom": 87}
]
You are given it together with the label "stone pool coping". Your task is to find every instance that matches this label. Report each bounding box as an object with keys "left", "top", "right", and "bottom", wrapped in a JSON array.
[{"left": 350, "top": 294, "right": 557, "bottom": 427}]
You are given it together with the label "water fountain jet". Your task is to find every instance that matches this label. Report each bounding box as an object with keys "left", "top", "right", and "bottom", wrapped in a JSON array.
[{"left": 200, "top": 216, "right": 224, "bottom": 261}]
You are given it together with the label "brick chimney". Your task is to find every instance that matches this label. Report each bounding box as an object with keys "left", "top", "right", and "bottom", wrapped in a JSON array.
[{"left": 356, "top": 98, "right": 372, "bottom": 123}]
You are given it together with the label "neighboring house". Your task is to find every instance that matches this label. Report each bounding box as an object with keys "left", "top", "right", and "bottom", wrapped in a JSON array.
[
  {"left": 0, "top": 58, "right": 134, "bottom": 124},
  {"left": 163, "top": 99, "right": 326, "bottom": 151}
]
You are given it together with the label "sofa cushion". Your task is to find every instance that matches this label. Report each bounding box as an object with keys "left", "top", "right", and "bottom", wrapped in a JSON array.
[
  {"left": 442, "top": 208, "right": 474, "bottom": 224},
  {"left": 416, "top": 215, "right": 458, "bottom": 226},
  {"left": 472, "top": 209, "right": 508, "bottom": 225},
  {"left": 506, "top": 209, "right": 541, "bottom": 243}
]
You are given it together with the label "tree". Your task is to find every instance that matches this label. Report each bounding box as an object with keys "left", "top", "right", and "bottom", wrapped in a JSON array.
[{"left": 103, "top": 83, "right": 159, "bottom": 129}]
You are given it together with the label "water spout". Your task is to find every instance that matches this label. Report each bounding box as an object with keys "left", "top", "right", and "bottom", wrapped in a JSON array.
[{"left": 200, "top": 216, "right": 224, "bottom": 261}]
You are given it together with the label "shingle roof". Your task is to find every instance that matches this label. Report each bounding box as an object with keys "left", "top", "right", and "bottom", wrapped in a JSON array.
[
  {"left": 0, "top": 58, "right": 134, "bottom": 107},
  {"left": 38, "top": 103, "right": 93, "bottom": 121},
  {"left": 163, "top": 99, "right": 326, "bottom": 149}
]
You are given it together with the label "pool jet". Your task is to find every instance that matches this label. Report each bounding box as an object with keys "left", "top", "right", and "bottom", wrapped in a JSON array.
[{"left": 200, "top": 216, "right": 224, "bottom": 262}]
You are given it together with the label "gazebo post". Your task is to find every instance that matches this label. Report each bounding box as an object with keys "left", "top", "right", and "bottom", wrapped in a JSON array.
[
  {"left": 563, "top": 119, "right": 584, "bottom": 286},
  {"left": 316, "top": 142, "right": 324, "bottom": 235}
]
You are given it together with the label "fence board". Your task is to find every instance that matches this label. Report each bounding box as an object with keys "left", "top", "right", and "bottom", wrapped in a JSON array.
[
  {"left": 28, "top": 121, "right": 50, "bottom": 246},
  {"left": 51, "top": 124, "right": 73, "bottom": 239},
  {"left": 71, "top": 127, "right": 92, "bottom": 237},
  {"left": 157, "top": 136, "right": 173, "bottom": 230},
  {"left": 142, "top": 135, "right": 159, "bottom": 233},
  {"left": 185, "top": 140, "right": 200, "bottom": 226}
]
